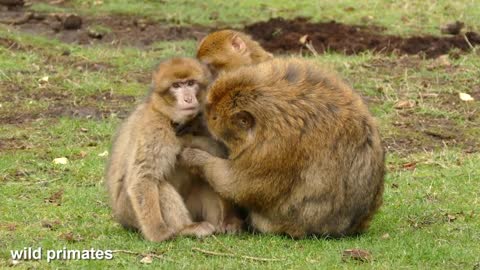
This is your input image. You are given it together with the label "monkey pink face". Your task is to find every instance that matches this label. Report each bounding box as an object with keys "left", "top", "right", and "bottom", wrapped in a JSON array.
[{"left": 168, "top": 79, "right": 203, "bottom": 123}]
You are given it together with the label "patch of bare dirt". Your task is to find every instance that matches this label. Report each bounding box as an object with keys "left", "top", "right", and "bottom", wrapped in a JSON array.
[
  {"left": 244, "top": 17, "right": 480, "bottom": 58},
  {"left": 385, "top": 116, "right": 478, "bottom": 155},
  {"left": 2, "top": 9, "right": 480, "bottom": 57},
  {"left": 0, "top": 84, "right": 136, "bottom": 125},
  {"left": 383, "top": 94, "right": 479, "bottom": 155},
  {"left": 0, "top": 10, "right": 212, "bottom": 47},
  {"left": 0, "top": 135, "right": 32, "bottom": 151}
]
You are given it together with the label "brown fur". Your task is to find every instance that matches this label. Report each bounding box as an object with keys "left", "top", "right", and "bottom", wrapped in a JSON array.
[
  {"left": 105, "top": 57, "right": 242, "bottom": 242},
  {"left": 181, "top": 58, "right": 385, "bottom": 238},
  {"left": 196, "top": 30, "right": 273, "bottom": 74}
]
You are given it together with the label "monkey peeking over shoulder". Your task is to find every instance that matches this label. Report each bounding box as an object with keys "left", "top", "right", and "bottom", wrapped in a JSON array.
[
  {"left": 181, "top": 57, "right": 385, "bottom": 238},
  {"left": 197, "top": 29, "right": 273, "bottom": 75},
  {"left": 105, "top": 57, "right": 242, "bottom": 242}
]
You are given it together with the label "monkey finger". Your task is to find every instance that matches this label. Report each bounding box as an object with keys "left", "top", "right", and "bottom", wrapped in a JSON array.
[{"left": 180, "top": 147, "right": 210, "bottom": 166}]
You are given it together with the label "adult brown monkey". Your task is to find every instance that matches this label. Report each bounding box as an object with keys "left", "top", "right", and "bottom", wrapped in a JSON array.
[{"left": 181, "top": 57, "right": 385, "bottom": 238}]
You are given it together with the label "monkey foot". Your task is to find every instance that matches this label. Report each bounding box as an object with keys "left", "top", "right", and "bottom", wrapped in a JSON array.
[
  {"left": 143, "top": 228, "right": 175, "bottom": 243},
  {"left": 217, "top": 218, "right": 244, "bottom": 234},
  {"left": 180, "top": 221, "right": 215, "bottom": 238}
]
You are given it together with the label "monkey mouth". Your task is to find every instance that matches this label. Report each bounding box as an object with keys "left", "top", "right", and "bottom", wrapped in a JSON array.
[{"left": 180, "top": 106, "right": 198, "bottom": 111}]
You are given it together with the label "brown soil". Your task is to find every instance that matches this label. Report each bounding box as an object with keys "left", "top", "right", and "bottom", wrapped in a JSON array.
[
  {"left": 244, "top": 17, "right": 480, "bottom": 58},
  {"left": 0, "top": 10, "right": 212, "bottom": 47},
  {"left": 0, "top": 82, "right": 136, "bottom": 125},
  {"left": 2, "top": 10, "right": 479, "bottom": 57},
  {"left": 384, "top": 113, "right": 479, "bottom": 156},
  {"left": 1, "top": 9, "right": 479, "bottom": 156}
]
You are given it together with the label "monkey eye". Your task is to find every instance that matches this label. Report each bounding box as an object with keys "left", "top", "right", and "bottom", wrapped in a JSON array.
[
  {"left": 172, "top": 82, "right": 180, "bottom": 88},
  {"left": 187, "top": 80, "right": 195, "bottom": 86}
]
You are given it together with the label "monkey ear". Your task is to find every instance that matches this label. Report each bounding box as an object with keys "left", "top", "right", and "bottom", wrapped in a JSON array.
[
  {"left": 231, "top": 35, "right": 248, "bottom": 55},
  {"left": 233, "top": 111, "right": 255, "bottom": 130}
]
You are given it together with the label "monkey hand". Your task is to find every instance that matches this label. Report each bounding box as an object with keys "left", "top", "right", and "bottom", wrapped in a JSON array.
[{"left": 181, "top": 147, "right": 212, "bottom": 167}]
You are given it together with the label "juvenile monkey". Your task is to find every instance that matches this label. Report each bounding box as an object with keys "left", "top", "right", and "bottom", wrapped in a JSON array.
[
  {"left": 106, "top": 57, "right": 241, "bottom": 242},
  {"left": 196, "top": 30, "right": 273, "bottom": 75},
  {"left": 181, "top": 58, "right": 385, "bottom": 238}
]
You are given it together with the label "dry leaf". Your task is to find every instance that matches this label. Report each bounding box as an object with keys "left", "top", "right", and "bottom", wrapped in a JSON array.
[
  {"left": 80, "top": 127, "right": 88, "bottom": 133},
  {"left": 59, "top": 231, "right": 83, "bottom": 242},
  {"left": 440, "top": 21, "right": 464, "bottom": 35},
  {"left": 79, "top": 151, "right": 87, "bottom": 158},
  {"left": 429, "top": 55, "right": 451, "bottom": 68},
  {"left": 41, "top": 220, "right": 61, "bottom": 230},
  {"left": 299, "top": 34, "right": 309, "bottom": 45},
  {"left": 459, "top": 92, "right": 474, "bottom": 101},
  {"left": 140, "top": 255, "right": 153, "bottom": 264},
  {"left": 98, "top": 150, "right": 109, "bottom": 157},
  {"left": 381, "top": 233, "right": 390, "bottom": 239},
  {"left": 59, "top": 232, "right": 74, "bottom": 242},
  {"left": 5, "top": 223, "right": 17, "bottom": 231},
  {"left": 10, "top": 260, "right": 20, "bottom": 266},
  {"left": 342, "top": 249, "right": 372, "bottom": 262},
  {"left": 39, "top": 76, "right": 49, "bottom": 84},
  {"left": 402, "top": 162, "right": 416, "bottom": 170},
  {"left": 394, "top": 100, "right": 415, "bottom": 109},
  {"left": 44, "top": 189, "right": 64, "bottom": 205},
  {"left": 446, "top": 214, "right": 457, "bottom": 222},
  {"left": 53, "top": 157, "right": 69, "bottom": 165}
]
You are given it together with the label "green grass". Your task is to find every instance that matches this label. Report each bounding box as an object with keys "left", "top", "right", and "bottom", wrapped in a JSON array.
[
  {"left": 29, "top": 0, "right": 480, "bottom": 35},
  {"left": 1, "top": 0, "right": 480, "bottom": 269}
]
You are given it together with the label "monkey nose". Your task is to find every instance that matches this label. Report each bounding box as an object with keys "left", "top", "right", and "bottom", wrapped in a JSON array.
[{"left": 184, "top": 96, "right": 193, "bottom": 103}]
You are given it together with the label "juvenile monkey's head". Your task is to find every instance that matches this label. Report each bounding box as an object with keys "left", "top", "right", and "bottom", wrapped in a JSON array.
[
  {"left": 150, "top": 57, "right": 211, "bottom": 124},
  {"left": 196, "top": 30, "right": 273, "bottom": 76}
]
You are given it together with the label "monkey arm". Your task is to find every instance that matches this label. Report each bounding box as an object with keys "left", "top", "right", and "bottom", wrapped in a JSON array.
[
  {"left": 126, "top": 141, "right": 180, "bottom": 241},
  {"left": 179, "top": 135, "right": 227, "bottom": 158},
  {"left": 126, "top": 174, "right": 174, "bottom": 241},
  {"left": 181, "top": 148, "right": 237, "bottom": 201}
]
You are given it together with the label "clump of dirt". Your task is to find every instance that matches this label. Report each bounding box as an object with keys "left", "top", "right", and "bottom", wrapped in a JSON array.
[
  {"left": 0, "top": 136, "right": 32, "bottom": 151},
  {"left": 0, "top": 10, "right": 212, "bottom": 47},
  {"left": 2, "top": 10, "right": 479, "bottom": 57},
  {"left": 244, "top": 17, "right": 480, "bottom": 58},
  {"left": 384, "top": 114, "right": 479, "bottom": 156},
  {"left": 0, "top": 83, "right": 136, "bottom": 125}
]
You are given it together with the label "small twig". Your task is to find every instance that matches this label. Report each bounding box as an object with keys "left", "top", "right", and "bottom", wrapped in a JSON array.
[
  {"left": 0, "top": 12, "right": 33, "bottom": 25},
  {"left": 36, "top": 178, "right": 62, "bottom": 185},
  {"left": 111, "top": 249, "right": 168, "bottom": 260},
  {"left": 192, "top": 247, "right": 283, "bottom": 262},
  {"left": 211, "top": 235, "right": 234, "bottom": 253},
  {"left": 463, "top": 34, "right": 475, "bottom": 50},
  {"left": 305, "top": 41, "right": 319, "bottom": 56}
]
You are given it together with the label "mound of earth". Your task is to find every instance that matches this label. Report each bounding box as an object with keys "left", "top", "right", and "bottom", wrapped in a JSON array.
[
  {"left": 244, "top": 17, "right": 480, "bottom": 58},
  {"left": 2, "top": 8, "right": 480, "bottom": 58}
]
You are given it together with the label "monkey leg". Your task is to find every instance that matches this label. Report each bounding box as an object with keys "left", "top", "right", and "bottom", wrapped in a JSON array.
[
  {"left": 127, "top": 179, "right": 175, "bottom": 242},
  {"left": 158, "top": 182, "right": 216, "bottom": 238},
  {"left": 249, "top": 212, "right": 305, "bottom": 238},
  {"left": 113, "top": 187, "right": 140, "bottom": 230},
  {"left": 185, "top": 182, "right": 243, "bottom": 234}
]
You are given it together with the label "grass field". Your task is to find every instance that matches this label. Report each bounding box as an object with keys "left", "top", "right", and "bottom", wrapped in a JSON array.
[{"left": 1, "top": 0, "right": 479, "bottom": 269}]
